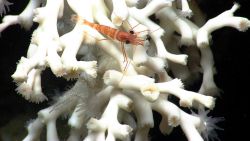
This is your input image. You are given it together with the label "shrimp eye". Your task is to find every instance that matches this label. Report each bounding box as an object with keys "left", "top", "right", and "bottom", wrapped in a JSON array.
[
  {"left": 125, "top": 40, "right": 130, "bottom": 44},
  {"left": 129, "top": 30, "right": 134, "bottom": 34}
]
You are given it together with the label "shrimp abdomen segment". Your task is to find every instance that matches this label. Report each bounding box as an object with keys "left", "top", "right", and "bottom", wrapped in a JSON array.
[{"left": 83, "top": 20, "right": 119, "bottom": 39}]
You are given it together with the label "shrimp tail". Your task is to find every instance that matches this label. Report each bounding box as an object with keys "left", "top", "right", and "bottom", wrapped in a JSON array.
[
  {"left": 71, "top": 14, "right": 94, "bottom": 27},
  {"left": 71, "top": 14, "right": 89, "bottom": 25},
  {"left": 71, "top": 14, "right": 118, "bottom": 40}
]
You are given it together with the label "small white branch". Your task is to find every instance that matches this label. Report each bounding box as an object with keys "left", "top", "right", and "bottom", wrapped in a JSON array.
[
  {"left": 179, "top": 0, "right": 193, "bottom": 18},
  {"left": 180, "top": 111, "right": 203, "bottom": 141},
  {"left": 199, "top": 47, "right": 220, "bottom": 96},
  {"left": 163, "top": 30, "right": 192, "bottom": 81},
  {"left": 132, "top": 45, "right": 148, "bottom": 67},
  {"left": 159, "top": 116, "right": 173, "bottom": 135},
  {"left": 23, "top": 118, "right": 44, "bottom": 141},
  {"left": 125, "top": 91, "right": 154, "bottom": 128},
  {"left": 67, "top": 127, "right": 84, "bottom": 141},
  {"left": 66, "top": 0, "right": 94, "bottom": 21},
  {"left": 156, "top": 7, "right": 195, "bottom": 46},
  {"left": 156, "top": 79, "right": 215, "bottom": 109},
  {"left": 153, "top": 37, "right": 188, "bottom": 65},
  {"left": 46, "top": 120, "right": 59, "bottom": 141},
  {"left": 60, "top": 24, "right": 98, "bottom": 78},
  {"left": 16, "top": 68, "right": 48, "bottom": 103},
  {"left": 103, "top": 70, "right": 159, "bottom": 101},
  {"left": 125, "top": 0, "right": 140, "bottom": 7},
  {"left": 125, "top": 91, "right": 153, "bottom": 141},
  {"left": 12, "top": 52, "right": 45, "bottom": 82},
  {"left": 118, "top": 110, "right": 137, "bottom": 130},
  {"left": 0, "top": 0, "right": 12, "bottom": 17},
  {"left": 67, "top": 103, "right": 86, "bottom": 141},
  {"left": 0, "top": 0, "right": 41, "bottom": 32},
  {"left": 33, "top": 80, "right": 87, "bottom": 140},
  {"left": 68, "top": 104, "right": 86, "bottom": 130},
  {"left": 111, "top": 0, "right": 129, "bottom": 26},
  {"left": 33, "top": 0, "right": 64, "bottom": 76},
  {"left": 86, "top": 92, "right": 133, "bottom": 141},
  {"left": 134, "top": 127, "right": 150, "bottom": 141},
  {"left": 151, "top": 96, "right": 181, "bottom": 127},
  {"left": 38, "top": 99, "right": 77, "bottom": 141},
  {"left": 92, "top": 0, "right": 114, "bottom": 27},
  {"left": 84, "top": 131, "right": 105, "bottom": 141},
  {"left": 197, "top": 3, "right": 250, "bottom": 48},
  {"left": 144, "top": 56, "right": 167, "bottom": 73}
]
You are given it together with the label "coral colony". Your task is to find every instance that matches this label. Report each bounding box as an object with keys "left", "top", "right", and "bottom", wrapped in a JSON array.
[{"left": 0, "top": 0, "right": 249, "bottom": 141}]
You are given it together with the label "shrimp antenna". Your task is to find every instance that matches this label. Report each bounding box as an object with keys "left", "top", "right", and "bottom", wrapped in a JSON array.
[
  {"left": 148, "top": 27, "right": 162, "bottom": 34},
  {"left": 124, "top": 20, "right": 132, "bottom": 29},
  {"left": 129, "top": 23, "right": 141, "bottom": 33},
  {"left": 123, "top": 20, "right": 141, "bottom": 34},
  {"left": 135, "top": 27, "right": 162, "bottom": 42},
  {"left": 136, "top": 27, "right": 162, "bottom": 35}
]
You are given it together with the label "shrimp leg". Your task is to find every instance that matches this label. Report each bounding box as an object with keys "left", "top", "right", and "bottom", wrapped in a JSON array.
[
  {"left": 120, "top": 42, "right": 128, "bottom": 63},
  {"left": 120, "top": 42, "right": 131, "bottom": 73}
]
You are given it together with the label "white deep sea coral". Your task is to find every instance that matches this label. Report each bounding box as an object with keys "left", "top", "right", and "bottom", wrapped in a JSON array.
[
  {"left": 0, "top": 0, "right": 249, "bottom": 141},
  {"left": 0, "top": 0, "right": 12, "bottom": 17}
]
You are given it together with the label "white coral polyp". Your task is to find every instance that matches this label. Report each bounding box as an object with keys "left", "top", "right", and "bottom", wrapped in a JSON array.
[
  {"left": 140, "top": 83, "right": 160, "bottom": 102},
  {"left": 1, "top": 0, "right": 249, "bottom": 141}
]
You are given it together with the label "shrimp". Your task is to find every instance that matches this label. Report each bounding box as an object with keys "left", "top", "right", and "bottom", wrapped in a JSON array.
[
  {"left": 71, "top": 15, "right": 145, "bottom": 71},
  {"left": 72, "top": 15, "right": 144, "bottom": 46}
]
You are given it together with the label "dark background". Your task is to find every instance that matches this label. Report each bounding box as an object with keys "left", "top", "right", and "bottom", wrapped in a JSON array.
[{"left": 0, "top": 0, "right": 249, "bottom": 140}]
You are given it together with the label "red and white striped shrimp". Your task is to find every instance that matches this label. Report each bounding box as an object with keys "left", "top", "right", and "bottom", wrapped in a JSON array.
[{"left": 71, "top": 15, "right": 144, "bottom": 46}]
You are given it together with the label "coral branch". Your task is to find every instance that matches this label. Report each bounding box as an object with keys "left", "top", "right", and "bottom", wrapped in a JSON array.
[
  {"left": 0, "top": 0, "right": 40, "bottom": 32},
  {"left": 197, "top": 3, "right": 250, "bottom": 48},
  {"left": 104, "top": 70, "right": 159, "bottom": 101},
  {"left": 128, "top": 0, "right": 188, "bottom": 65},
  {"left": 60, "top": 25, "right": 98, "bottom": 78},
  {"left": 156, "top": 6, "right": 195, "bottom": 46},
  {"left": 157, "top": 80, "right": 215, "bottom": 109},
  {"left": 178, "top": 0, "right": 193, "bottom": 18},
  {"left": 0, "top": 0, "right": 12, "bottom": 17},
  {"left": 110, "top": 0, "right": 129, "bottom": 26},
  {"left": 85, "top": 92, "right": 133, "bottom": 141},
  {"left": 16, "top": 69, "right": 48, "bottom": 103},
  {"left": 23, "top": 118, "right": 44, "bottom": 141},
  {"left": 151, "top": 96, "right": 181, "bottom": 127},
  {"left": 199, "top": 47, "right": 220, "bottom": 96},
  {"left": 180, "top": 111, "right": 204, "bottom": 141}
]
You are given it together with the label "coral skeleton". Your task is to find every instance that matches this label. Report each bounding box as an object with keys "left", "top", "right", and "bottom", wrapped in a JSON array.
[
  {"left": 0, "top": 0, "right": 12, "bottom": 17},
  {"left": 1, "top": 0, "right": 249, "bottom": 141}
]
